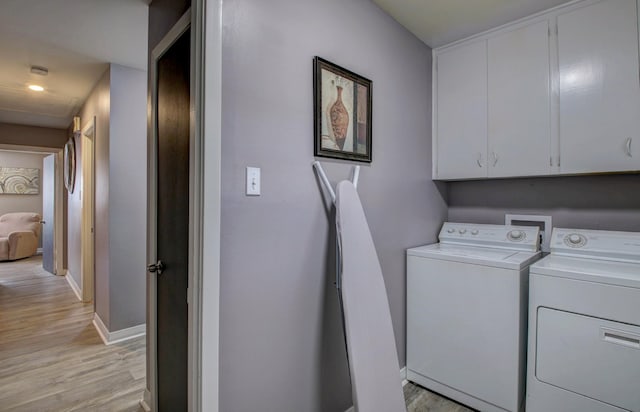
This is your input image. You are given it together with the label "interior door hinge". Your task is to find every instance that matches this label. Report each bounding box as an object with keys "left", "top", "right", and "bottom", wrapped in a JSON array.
[
  {"left": 186, "top": 287, "right": 190, "bottom": 304},
  {"left": 550, "top": 156, "right": 553, "bottom": 167}
]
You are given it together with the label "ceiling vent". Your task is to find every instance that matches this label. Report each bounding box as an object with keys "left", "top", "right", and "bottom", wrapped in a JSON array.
[{"left": 30, "top": 66, "right": 49, "bottom": 76}]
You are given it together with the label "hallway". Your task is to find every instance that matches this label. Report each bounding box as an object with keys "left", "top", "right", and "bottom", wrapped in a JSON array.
[{"left": 0, "top": 256, "right": 145, "bottom": 411}]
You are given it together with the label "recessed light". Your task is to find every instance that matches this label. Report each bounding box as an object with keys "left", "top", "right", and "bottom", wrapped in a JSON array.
[{"left": 28, "top": 85, "right": 44, "bottom": 92}]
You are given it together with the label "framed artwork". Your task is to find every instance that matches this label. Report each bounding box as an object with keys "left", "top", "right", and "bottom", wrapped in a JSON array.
[
  {"left": 314, "top": 57, "right": 372, "bottom": 163},
  {"left": 0, "top": 167, "right": 39, "bottom": 194},
  {"left": 64, "top": 137, "right": 76, "bottom": 193}
]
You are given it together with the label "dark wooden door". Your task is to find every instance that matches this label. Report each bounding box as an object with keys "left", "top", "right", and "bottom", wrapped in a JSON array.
[
  {"left": 42, "top": 154, "right": 55, "bottom": 274},
  {"left": 155, "top": 27, "right": 190, "bottom": 411}
]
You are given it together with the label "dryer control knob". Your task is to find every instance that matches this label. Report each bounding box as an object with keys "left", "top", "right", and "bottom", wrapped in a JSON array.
[
  {"left": 564, "top": 233, "right": 587, "bottom": 247},
  {"left": 471, "top": 230, "right": 479, "bottom": 235},
  {"left": 459, "top": 229, "right": 467, "bottom": 234},
  {"left": 447, "top": 228, "right": 455, "bottom": 234}
]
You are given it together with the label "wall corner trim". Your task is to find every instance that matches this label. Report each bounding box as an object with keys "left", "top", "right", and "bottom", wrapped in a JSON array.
[
  {"left": 65, "top": 271, "right": 83, "bottom": 301},
  {"left": 92, "top": 313, "right": 146, "bottom": 346}
]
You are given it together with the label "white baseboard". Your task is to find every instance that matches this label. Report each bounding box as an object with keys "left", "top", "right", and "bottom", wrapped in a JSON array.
[
  {"left": 140, "top": 389, "right": 152, "bottom": 411},
  {"left": 344, "top": 367, "right": 408, "bottom": 412},
  {"left": 65, "top": 271, "right": 83, "bottom": 301},
  {"left": 92, "top": 313, "right": 146, "bottom": 345}
]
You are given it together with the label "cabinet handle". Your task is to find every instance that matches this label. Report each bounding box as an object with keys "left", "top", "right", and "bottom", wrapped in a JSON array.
[
  {"left": 625, "top": 138, "right": 633, "bottom": 157},
  {"left": 492, "top": 152, "right": 499, "bottom": 167},
  {"left": 477, "top": 153, "right": 483, "bottom": 168}
]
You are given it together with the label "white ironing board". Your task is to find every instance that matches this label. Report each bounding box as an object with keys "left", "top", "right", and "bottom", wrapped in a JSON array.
[
  {"left": 312, "top": 159, "right": 406, "bottom": 412},
  {"left": 335, "top": 180, "right": 406, "bottom": 412}
]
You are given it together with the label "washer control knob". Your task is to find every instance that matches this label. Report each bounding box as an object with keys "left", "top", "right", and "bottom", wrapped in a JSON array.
[
  {"left": 507, "top": 230, "right": 525, "bottom": 241},
  {"left": 569, "top": 234, "right": 582, "bottom": 244},
  {"left": 459, "top": 229, "right": 467, "bottom": 234},
  {"left": 447, "top": 228, "right": 455, "bottom": 234},
  {"left": 471, "top": 229, "right": 479, "bottom": 235}
]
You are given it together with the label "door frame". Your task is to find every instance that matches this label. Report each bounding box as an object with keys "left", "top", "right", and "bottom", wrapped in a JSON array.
[
  {"left": 0, "top": 144, "right": 64, "bottom": 275},
  {"left": 80, "top": 119, "right": 96, "bottom": 303},
  {"left": 146, "top": 3, "right": 221, "bottom": 410},
  {"left": 146, "top": 14, "right": 187, "bottom": 409}
]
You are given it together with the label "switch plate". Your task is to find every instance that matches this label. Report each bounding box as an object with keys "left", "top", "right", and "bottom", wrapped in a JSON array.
[{"left": 246, "top": 167, "right": 261, "bottom": 196}]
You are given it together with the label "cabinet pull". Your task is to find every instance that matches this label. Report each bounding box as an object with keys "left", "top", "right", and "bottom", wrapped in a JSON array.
[
  {"left": 625, "top": 138, "right": 633, "bottom": 157},
  {"left": 492, "top": 152, "right": 499, "bottom": 167},
  {"left": 477, "top": 153, "right": 484, "bottom": 168}
]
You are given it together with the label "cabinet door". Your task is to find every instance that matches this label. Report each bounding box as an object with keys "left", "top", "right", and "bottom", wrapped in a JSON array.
[
  {"left": 558, "top": 0, "right": 640, "bottom": 173},
  {"left": 488, "top": 20, "right": 552, "bottom": 177},
  {"left": 434, "top": 41, "right": 488, "bottom": 179}
]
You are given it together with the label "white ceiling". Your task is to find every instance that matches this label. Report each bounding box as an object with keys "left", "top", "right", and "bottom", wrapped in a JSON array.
[
  {"left": 373, "top": 0, "right": 572, "bottom": 48},
  {"left": 0, "top": 0, "right": 148, "bottom": 129}
]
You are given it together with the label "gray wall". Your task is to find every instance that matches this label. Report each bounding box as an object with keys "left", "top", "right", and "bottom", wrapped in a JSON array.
[
  {"left": 108, "top": 63, "right": 147, "bottom": 330},
  {"left": 0, "top": 150, "right": 46, "bottom": 218},
  {"left": 69, "top": 69, "right": 111, "bottom": 302},
  {"left": 0, "top": 122, "right": 67, "bottom": 149},
  {"left": 448, "top": 175, "right": 640, "bottom": 232},
  {"left": 219, "top": 0, "right": 447, "bottom": 410},
  {"left": 68, "top": 63, "right": 147, "bottom": 331}
]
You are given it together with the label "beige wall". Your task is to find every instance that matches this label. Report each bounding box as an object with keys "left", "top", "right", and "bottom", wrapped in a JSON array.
[
  {"left": 0, "top": 123, "right": 67, "bottom": 149},
  {"left": 0, "top": 150, "right": 46, "bottom": 218}
]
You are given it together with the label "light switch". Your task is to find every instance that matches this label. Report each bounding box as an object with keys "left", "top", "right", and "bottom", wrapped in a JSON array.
[{"left": 246, "top": 167, "right": 261, "bottom": 196}]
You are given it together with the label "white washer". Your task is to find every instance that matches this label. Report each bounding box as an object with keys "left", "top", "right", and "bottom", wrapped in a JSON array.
[
  {"left": 526, "top": 228, "right": 640, "bottom": 412},
  {"left": 407, "top": 222, "right": 541, "bottom": 412}
]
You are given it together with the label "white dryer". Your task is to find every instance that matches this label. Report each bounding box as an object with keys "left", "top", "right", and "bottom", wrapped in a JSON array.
[
  {"left": 407, "top": 222, "right": 541, "bottom": 412},
  {"left": 526, "top": 228, "right": 640, "bottom": 412}
]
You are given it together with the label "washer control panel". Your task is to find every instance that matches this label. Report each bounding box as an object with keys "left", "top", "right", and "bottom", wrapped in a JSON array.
[
  {"left": 551, "top": 228, "right": 640, "bottom": 262},
  {"left": 439, "top": 222, "right": 540, "bottom": 251}
]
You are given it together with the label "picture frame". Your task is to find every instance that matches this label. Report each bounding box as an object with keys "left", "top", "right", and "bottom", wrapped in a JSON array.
[
  {"left": 314, "top": 56, "right": 372, "bottom": 163},
  {"left": 64, "top": 136, "right": 76, "bottom": 193}
]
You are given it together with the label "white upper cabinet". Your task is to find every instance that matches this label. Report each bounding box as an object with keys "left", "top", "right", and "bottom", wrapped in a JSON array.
[
  {"left": 558, "top": 0, "right": 640, "bottom": 174},
  {"left": 488, "top": 20, "right": 553, "bottom": 178},
  {"left": 434, "top": 40, "right": 488, "bottom": 180},
  {"left": 432, "top": 0, "right": 640, "bottom": 180}
]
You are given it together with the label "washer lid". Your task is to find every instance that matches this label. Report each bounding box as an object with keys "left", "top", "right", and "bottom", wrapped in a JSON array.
[
  {"left": 531, "top": 255, "right": 640, "bottom": 288},
  {"left": 407, "top": 243, "right": 540, "bottom": 270}
]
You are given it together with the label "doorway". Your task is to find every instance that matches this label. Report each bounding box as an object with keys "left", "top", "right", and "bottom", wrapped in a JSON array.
[
  {"left": 149, "top": 18, "right": 191, "bottom": 411},
  {"left": 81, "top": 119, "right": 95, "bottom": 304}
]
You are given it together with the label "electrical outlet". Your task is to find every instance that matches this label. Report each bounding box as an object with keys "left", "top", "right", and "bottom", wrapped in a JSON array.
[{"left": 505, "top": 214, "right": 552, "bottom": 253}]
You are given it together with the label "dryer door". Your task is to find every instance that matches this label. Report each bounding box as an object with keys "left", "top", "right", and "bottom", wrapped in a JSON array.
[{"left": 536, "top": 308, "right": 640, "bottom": 411}]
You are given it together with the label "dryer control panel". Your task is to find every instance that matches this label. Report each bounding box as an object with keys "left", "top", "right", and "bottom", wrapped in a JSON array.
[
  {"left": 551, "top": 228, "right": 640, "bottom": 263},
  {"left": 439, "top": 222, "right": 540, "bottom": 252}
]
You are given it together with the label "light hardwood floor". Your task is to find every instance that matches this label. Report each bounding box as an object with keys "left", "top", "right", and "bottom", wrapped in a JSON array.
[{"left": 0, "top": 256, "right": 145, "bottom": 412}]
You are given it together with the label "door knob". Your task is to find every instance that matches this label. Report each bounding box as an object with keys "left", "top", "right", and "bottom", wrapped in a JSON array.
[
  {"left": 147, "top": 260, "right": 165, "bottom": 275},
  {"left": 40, "top": 221, "right": 46, "bottom": 224}
]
